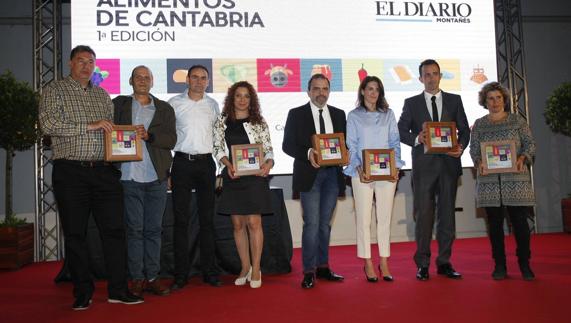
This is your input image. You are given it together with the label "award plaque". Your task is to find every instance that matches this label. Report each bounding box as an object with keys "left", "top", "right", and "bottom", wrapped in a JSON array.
[
  {"left": 361, "top": 149, "right": 396, "bottom": 181},
  {"left": 480, "top": 140, "right": 518, "bottom": 174},
  {"left": 311, "top": 133, "right": 349, "bottom": 166},
  {"left": 231, "top": 143, "right": 264, "bottom": 176},
  {"left": 423, "top": 121, "right": 458, "bottom": 154},
  {"left": 104, "top": 125, "right": 143, "bottom": 162}
]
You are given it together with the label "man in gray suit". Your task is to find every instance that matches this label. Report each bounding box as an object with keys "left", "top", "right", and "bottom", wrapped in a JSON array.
[{"left": 398, "top": 59, "right": 470, "bottom": 281}]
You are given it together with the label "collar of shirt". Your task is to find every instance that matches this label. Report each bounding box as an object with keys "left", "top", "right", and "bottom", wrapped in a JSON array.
[
  {"left": 66, "top": 76, "right": 94, "bottom": 90},
  {"left": 424, "top": 90, "right": 442, "bottom": 121},
  {"left": 309, "top": 101, "right": 333, "bottom": 134},
  {"left": 131, "top": 94, "right": 155, "bottom": 108}
]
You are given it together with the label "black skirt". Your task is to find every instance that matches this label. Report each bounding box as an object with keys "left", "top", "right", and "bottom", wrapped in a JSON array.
[{"left": 217, "top": 167, "right": 273, "bottom": 216}]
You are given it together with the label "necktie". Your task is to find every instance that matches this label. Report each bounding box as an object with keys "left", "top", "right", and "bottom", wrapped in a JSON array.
[
  {"left": 318, "top": 109, "right": 326, "bottom": 134},
  {"left": 431, "top": 96, "right": 439, "bottom": 122}
]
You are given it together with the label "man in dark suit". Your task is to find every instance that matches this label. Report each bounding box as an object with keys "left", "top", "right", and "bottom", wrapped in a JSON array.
[
  {"left": 398, "top": 59, "right": 470, "bottom": 281},
  {"left": 283, "top": 74, "right": 346, "bottom": 289}
]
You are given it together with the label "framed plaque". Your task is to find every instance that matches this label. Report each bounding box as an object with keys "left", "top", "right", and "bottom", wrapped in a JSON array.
[
  {"left": 104, "top": 125, "right": 143, "bottom": 162},
  {"left": 231, "top": 143, "right": 264, "bottom": 176},
  {"left": 311, "top": 133, "right": 349, "bottom": 166},
  {"left": 480, "top": 140, "right": 518, "bottom": 174},
  {"left": 361, "top": 149, "right": 396, "bottom": 181},
  {"left": 423, "top": 121, "right": 458, "bottom": 154}
]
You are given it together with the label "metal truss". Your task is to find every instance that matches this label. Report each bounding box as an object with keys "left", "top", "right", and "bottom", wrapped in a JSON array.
[
  {"left": 495, "top": 0, "right": 529, "bottom": 117},
  {"left": 31, "top": 0, "right": 534, "bottom": 260},
  {"left": 33, "top": 0, "right": 63, "bottom": 261},
  {"left": 494, "top": 0, "right": 535, "bottom": 231}
]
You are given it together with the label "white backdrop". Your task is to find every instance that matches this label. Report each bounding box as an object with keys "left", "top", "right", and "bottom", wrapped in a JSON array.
[{"left": 72, "top": 0, "right": 498, "bottom": 173}]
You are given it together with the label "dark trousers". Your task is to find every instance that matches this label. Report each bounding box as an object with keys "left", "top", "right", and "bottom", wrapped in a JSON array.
[
  {"left": 412, "top": 158, "right": 459, "bottom": 267},
  {"left": 52, "top": 160, "right": 127, "bottom": 298},
  {"left": 171, "top": 154, "right": 217, "bottom": 279},
  {"left": 485, "top": 206, "right": 532, "bottom": 265}
]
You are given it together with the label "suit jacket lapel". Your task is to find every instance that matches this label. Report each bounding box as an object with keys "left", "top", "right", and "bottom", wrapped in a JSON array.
[
  {"left": 440, "top": 91, "right": 450, "bottom": 122},
  {"left": 417, "top": 93, "right": 432, "bottom": 123},
  {"left": 302, "top": 103, "right": 317, "bottom": 135}
]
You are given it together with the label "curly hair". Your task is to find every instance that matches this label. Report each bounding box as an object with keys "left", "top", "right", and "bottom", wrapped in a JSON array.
[
  {"left": 357, "top": 76, "right": 389, "bottom": 111},
  {"left": 478, "top": 81, "right": 510, "bottom": 110},
  {"left": 222, "top": 81, "right": 263, "bottom": 124}
]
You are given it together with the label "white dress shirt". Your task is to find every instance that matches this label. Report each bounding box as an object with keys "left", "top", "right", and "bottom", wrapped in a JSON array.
[
  {"left": 415, "top": 90, "right": 443, "bottom": 146},
  {"left": 168, "top": 91, "right": 220, "bottom": 154},
  {"left": 309, "top": 101, "right": 334, "bottom": 134},
  {"left": 424, "top": 90, "right": 442, "bottom": 121}
]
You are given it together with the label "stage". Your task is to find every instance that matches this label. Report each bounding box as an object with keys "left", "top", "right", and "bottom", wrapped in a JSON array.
[{"left": 1, "top": 233, "right": 570, "bottom": 323}]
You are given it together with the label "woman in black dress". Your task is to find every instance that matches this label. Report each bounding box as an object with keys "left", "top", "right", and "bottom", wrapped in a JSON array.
[{"left": 213, "top": 81, "right": 274, "bottom": 288}]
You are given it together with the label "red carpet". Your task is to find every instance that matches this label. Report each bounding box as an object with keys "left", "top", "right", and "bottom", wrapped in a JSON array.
[{"left": 1, "top": 234, "right": 570, "bottom": 323}]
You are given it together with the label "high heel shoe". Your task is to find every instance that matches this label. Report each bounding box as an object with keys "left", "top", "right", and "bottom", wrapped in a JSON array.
[
  {"left": 250, "top": 272, "right": 262, "bottom": 288},
  {"left": 234, "top": 267, "right": 252, "bottom": 286},
  {"left": 379, "top": 265, "right": 394, "bottom": 282},
  {"left": 364, "top": 267, "right": 378, "bottom": 282}
]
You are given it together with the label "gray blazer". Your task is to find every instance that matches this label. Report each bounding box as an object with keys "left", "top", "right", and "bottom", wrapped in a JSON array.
[{"left": 112, "top": 95, "right": 177, "bottom": 181}]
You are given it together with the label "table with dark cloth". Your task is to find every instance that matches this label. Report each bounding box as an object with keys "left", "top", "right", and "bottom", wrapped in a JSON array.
[{"left": 55, "top": 188, "right": 292, "bottom": 282}]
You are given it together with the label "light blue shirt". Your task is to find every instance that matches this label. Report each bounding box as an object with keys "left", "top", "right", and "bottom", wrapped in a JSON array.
[
  {"left": 120, "top": 96, "right": 158, "bottom": 183},
  {"left": 343, "top": 106, "right": 404, "bottom": 177}
]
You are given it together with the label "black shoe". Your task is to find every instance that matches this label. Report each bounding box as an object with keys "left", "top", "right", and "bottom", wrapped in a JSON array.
[
  {"left": 203, "top": 275, "right": 223, "bottom": 287},
  {"left": 170, "top": 278, "right": 188, "bottom": 291},
  {"left": 108, "top": 291, "right": 144, "bottom": 305},
  {"left": 301, "top": 273, "right": 315, "bottom": 289},
  {"left": 379, "top": 265, "right": 394, "bottom": 282},
  {"left": 492, "top": 264, "right": 507, "bottom": 280},
  {"left": 519, "top": 262, "right": 535, "bottom": 281},
  {"left": 364, "top": 267, "right": 378, "bottom": 283},
  {"left": 416, "top": 267, "right": 429, "bottom": 281},
  {"left": 437, "top": 264, "right": 462, "bottom": 279},
  {"left": 72, "top": 294, "right": 92, "bottom": 311},
  {"left": 316, "top": 267, "right": 344, "bottom": 281}
]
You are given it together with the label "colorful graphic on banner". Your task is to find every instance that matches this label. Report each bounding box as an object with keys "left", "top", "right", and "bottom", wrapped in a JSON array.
[
  {"left": 300, "top": 59, "right": 343, "bottom": 92},
  {"left": 256, "top": 59, "right": 301, "bottom": 92},
  {"left": 91, "top": 59, "right": 120, "bottom": 94},
  {"left": 213, "top": 59, "right": 258, "bottom": 92},
  {"left": 166, "top": 59, "right": 213, "bottom": 94},
  {"left": 342, "top": 59, "right": 383, "bottom": 91},
  {"left": 119, "top": 59, "right": 167, "bottom": 94}
]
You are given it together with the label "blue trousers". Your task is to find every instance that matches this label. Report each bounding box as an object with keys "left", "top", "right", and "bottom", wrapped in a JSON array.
[
  {"left": 300, "top": 167, "right": 339, "bottom": 273},
  {"left": 122, "top": 179, "right": 168, "bottom": 280}
]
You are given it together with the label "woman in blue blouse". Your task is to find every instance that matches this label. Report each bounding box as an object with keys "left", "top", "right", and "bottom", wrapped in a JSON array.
[{"left": 344, "top": 76, "right": 403, "bottom": 282}]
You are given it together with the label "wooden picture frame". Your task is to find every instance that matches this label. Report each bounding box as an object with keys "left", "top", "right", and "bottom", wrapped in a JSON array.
[
  {"left": 480, "top": 140, "right": 518, "bottom": 174},
  {"left": 423, "top": 121, "right": 458, "bottom": 154},
  {"left": 311, "top": 133, "right": 349, "bottom": 166},
  {"left": 104, "top": 125, "right": 143, "bottom": 162},
  {"left": 361, "top": 149, "right": 397, "bottom": 181},
  {"left": 231, "top": 143, "right": 264, "bottom": 176},
  {"left": 361, "top": 149, "right": 396, "bottom": 181}
]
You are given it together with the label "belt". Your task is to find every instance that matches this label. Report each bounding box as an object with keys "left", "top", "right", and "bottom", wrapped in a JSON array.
[
  {"left": 175, "top": 152, "right": 212, "bottom": 161},
  {"left": 56, "top": 159, "right": 112, "bottom": 168}
]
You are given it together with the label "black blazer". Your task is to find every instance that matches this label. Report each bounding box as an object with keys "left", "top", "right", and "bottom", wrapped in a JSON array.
[
  {"left": 112, "top": 95, "right": 177, "bottom": 181},
  {"left": 282, "top": 102, "right": 347, "bottom": 192},
  {"left": 397, "top": 91, "right": 470, "bottom": 176}
]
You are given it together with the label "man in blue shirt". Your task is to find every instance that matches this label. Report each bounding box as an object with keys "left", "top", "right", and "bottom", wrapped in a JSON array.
[{"left": 113, "top": 65, "right": 177, "bottom": 297}]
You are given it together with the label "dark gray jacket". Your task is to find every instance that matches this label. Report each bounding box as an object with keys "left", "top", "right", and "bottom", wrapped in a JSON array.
[{"left": 113, "top": 95, "right": 176, "bottom": 181}]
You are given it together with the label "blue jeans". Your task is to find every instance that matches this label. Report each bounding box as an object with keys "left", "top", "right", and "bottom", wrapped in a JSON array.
[
  {"left": 300, "top": 167, "right": 339, "bottom": 273},
  {"left": 122, "top": 179, "right": 168, "bottom": 280}
]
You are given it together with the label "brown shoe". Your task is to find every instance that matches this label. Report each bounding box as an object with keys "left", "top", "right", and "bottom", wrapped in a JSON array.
[
  {"left": 145, "top": 279, "right": 170, "bottom": 296},
  {"left": 130, "top": 280, "right": 145, "bottom": 298}
]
